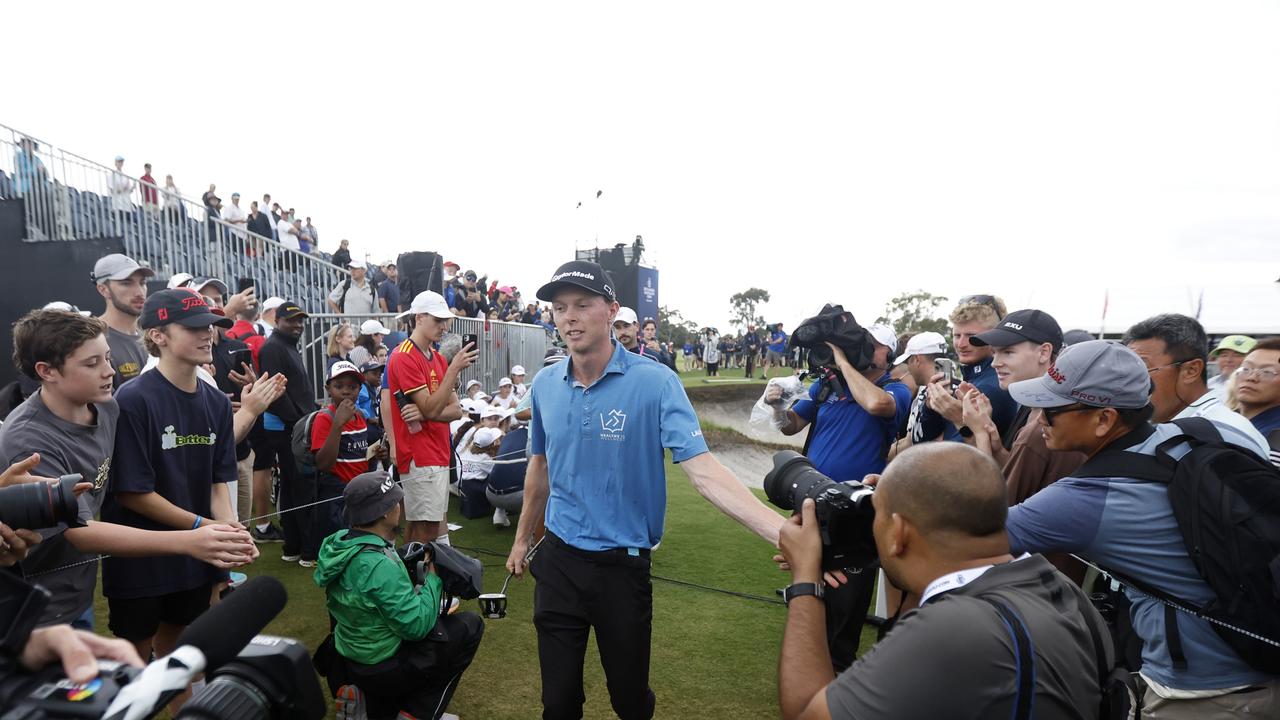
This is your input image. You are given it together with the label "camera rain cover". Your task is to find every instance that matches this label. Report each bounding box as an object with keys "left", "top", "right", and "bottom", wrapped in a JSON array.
[{"left": 790, "top": 304, "right": 877, "bottom": 371}]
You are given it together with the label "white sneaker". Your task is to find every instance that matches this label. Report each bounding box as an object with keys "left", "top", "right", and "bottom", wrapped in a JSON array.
[{"left": 492, "top": 507, "right": 510, "bottom": 527}]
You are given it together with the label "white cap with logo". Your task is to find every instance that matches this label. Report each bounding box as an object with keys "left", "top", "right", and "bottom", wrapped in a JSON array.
[
  {"left": 397, "top": 291, "right": 454, "bottom": 320},
  {"left": 894, "top": 331, "right": 949, "bottom": 365},
  {"left": 614, "top": 307, "right": 639, "bottom": 326}
]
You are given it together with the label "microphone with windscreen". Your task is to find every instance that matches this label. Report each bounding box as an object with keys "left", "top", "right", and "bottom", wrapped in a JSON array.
[{"left": 103, "top": 576, "right": 288, "bottom": 720}]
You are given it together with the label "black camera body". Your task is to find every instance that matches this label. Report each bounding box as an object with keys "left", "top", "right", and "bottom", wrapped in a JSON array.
[
  {"left": 176, "top": 636, "right": 325, "bottom": 720},
  {"left": 764, "top": 451, "right": 878, "bottom": 572},
  {"left": 789, "top": 304, "right": 877, "bottom": 376}
]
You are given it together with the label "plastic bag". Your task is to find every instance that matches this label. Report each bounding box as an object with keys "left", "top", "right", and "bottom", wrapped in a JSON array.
[{"left": 750, "top": 376, "right": 806, "bottom": 433}]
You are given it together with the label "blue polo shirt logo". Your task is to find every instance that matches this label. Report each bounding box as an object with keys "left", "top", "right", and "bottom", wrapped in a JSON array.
[{"left": 600, "top": 409, "right": 627, "bottom": 440}]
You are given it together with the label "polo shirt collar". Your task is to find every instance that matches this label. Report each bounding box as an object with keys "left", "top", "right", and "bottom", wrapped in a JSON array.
[
  {"left": 963, "top": 355, "right": 994, "bottom": 379},
  {"left": 560, "top": 340, "right": 629, "bottom": 387}
]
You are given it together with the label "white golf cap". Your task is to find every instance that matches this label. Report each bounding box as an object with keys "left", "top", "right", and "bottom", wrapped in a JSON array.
[
  {"left": 481, "top": 405, "right": 505, "bottom": 419},
  {"left": 894, "top": 331, "right": 949, "bottom": 365},
  {"left": 397, "top": 291, "right": 454, "bottom": 320},
  {"left": 465, "top": 379, "right": 482, "bottom": 391},
  {"left": 92, "top": 254, "right": 155, "bottom": 283},
  {"left": 511, "top": 365, "right": 526, "bottom": 375},
  {"left": 472, "top": 427, "right": 502, "bottom": 449},
  {"left": 348, "top": 259, "right": 366, "bottom": 269},
  {"left": 167, "top": 272, "right": 195, "bottom": 289},
  {"left": 498, "top": 377, "right": 513, "bottom": 387},
  {"left": 360, "top": 319, "right": 392, "bottom": 335},
  {"left": 868, "top": 324, "right": 897, "bottom": 353},
  {"left": 614, "top": 307, "right": 639, "bottom": 325},
  {"left": 42, "top": 301, "right": 91, "bottom": 317},
  {"left": 262, "top": 296, "right": 286, "bottom": 312}
]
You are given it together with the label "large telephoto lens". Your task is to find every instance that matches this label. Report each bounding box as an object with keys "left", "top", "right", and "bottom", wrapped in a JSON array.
[
  {"left": 764, "top": 451, "right": 838, "bottom": 511},
  {"left": 0, "top": 475, "right": 82, "bottom": 531}
]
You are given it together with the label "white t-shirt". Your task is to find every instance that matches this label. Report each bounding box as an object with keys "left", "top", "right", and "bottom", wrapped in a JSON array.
[
  {"left": 512, "top": 382, "right": 528, "bottom": 399},
  {"left": 490, "top": 393, "right": 518, "bottom": 411},
  {"left": 459, "top": 449, "right": 496, "bottom": 481},
  {"left": 277, "top": 219, "right": 300, "bottom": 251},
  {"left": 222, "top": 202, "right": 248, "bottom": 238}
]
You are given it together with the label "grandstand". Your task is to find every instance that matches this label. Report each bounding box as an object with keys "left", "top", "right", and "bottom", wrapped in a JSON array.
[
  {"left": 0, "top": 122, "right": 345, "bottom": 312},
  {"left": 0, "top": 122, "right": 548, "bottom": 397}
]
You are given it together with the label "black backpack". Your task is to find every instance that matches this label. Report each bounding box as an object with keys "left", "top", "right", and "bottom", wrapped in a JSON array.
[{"left": 1081, "top": 417, "right": 1280, "bottom": 674}]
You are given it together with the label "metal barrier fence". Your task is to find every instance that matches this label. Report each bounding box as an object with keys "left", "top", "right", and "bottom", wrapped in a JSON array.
[
  {"left": 0, "top": 122, "right": 349, "bottom": 312},
  {"left": 301, "top": 313, "right": 550, "bottom": 405}
]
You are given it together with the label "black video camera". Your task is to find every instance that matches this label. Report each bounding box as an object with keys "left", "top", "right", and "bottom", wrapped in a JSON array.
[
  {"left": 0, "top": 474, "right": 84, "bottom": 531},
  {"left": 763, "top": 451, "right": 878, "bottom": 572},
  {"left": 399, "top": 542, "right": 483, "bottom": 600},
  {"left": 789, "top": 304, "right": 877, "bottom": 376}
]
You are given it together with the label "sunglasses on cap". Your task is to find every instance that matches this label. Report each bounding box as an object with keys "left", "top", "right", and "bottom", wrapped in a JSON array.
[{"left": 958, "top": 294, "right": 1004, "bottom": 320}]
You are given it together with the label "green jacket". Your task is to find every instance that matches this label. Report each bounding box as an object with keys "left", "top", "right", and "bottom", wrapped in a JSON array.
[{"left": 313, "top": 530, "right": 444, "bottom": 665}]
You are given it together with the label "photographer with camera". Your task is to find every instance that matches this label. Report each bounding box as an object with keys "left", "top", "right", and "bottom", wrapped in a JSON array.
[
  {"left": 314, "top": 471, "right": 483, "bottom": 720},
  {"left": 0, "top": 309, "right": 257, "bottom": 630},
  {"left": 776, "top": 443, "right": 1108, "bottom": 719},
  {"left": 765, "top": 319, "right": 912, "bottom": 671}
]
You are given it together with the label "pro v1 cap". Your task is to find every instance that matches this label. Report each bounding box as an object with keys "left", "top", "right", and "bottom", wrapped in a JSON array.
[{"left": 1008, "top": 340, "right": 1150, "bottom": 409}]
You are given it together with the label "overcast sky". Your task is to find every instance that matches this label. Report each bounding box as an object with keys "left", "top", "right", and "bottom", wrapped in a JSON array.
[{"left": 9, "top": 1, "right": 1280, "bottom": 333}]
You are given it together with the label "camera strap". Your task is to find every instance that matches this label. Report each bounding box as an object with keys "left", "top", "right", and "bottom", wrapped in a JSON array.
[{"left": 982, "top": 598, "right": 1036, "bottom": 720}]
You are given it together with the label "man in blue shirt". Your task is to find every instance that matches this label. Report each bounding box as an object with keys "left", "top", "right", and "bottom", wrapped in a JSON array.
[
  {"left": 1005, "top": 340, "right": 1280, "bottom": 716},
  {"left": 763, "top": 323, "right": 788, "bottom": 378},
  {"left": 912, "top": 295, "right": 1018, "bottom": 447},
  {"left": 765, "top": 321, "right": 913, "bottom": 671},
  {"left": 504, "top": 261, "right": 784, "bottom": 720}
]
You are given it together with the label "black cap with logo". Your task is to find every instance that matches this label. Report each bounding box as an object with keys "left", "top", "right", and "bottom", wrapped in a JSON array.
[
  {"left": 971, "top": 309, "right": 1064, "bottom": 351},
  {"left": 274, "top": 301, "right": 308, "bottom": 320},
  {"left": 141, "top": 289, "right": 234, "bottom": 330},
  {"left": 536, "top": 261, "right": 616, "bottom": 303}
]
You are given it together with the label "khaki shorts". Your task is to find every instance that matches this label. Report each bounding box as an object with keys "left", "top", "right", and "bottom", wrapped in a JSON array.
[{"left": 403, "top": 462, "right": 449, "bottom": 522}]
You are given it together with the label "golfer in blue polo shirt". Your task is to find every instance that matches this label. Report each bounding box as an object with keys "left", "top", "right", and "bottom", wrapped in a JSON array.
[{"left": 505, "top": 260, "right": 784, "bottom": 720}]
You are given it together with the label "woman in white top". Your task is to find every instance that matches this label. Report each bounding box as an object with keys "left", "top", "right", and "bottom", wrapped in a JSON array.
[{"left": 489, "top": 378, "right": 519, "bottom": 411}]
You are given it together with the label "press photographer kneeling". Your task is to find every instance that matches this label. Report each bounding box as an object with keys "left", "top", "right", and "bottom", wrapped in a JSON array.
[
  {"left": 775, "top": 443, "right": 1110, "bottom": 720},
  {"left": 313, "top": 471, "right": 484, "bottom": 720}
]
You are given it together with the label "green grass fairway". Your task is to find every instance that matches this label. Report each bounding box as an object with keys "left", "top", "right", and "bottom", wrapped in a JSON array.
[
  {"left": 93, "top": 457, "right": 876, "bottom": 719},
  {"left": 677, "top": 365, "right": 796, "bottom": 388}
]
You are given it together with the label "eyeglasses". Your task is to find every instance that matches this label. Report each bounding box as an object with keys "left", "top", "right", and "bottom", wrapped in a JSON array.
[
  {"left": 1145, "top": 359, "right": 1191, "bottom": 375},
  {"left": 957, "top": 294, "right": 1004, "bottom": 320},
  {"left": 1237, "top": 367, "right": 1280, "bottom": 382},
  {"left": 1043, "top": 404, "right": 1096, "bottom": 426}
]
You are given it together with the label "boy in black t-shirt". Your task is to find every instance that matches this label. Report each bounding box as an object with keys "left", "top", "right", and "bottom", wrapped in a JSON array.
[{"left": 101, "top": 289, "right": 260, "bottom": 663}]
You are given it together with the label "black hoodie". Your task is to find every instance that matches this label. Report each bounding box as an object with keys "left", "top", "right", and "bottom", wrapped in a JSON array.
[{"left": 258, "top": 329, "right": 315, "bottom": 424}]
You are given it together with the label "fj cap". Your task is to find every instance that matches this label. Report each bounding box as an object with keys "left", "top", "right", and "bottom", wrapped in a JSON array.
[
  {"left": 1008, "top": 340, "right": 1150, "bottom": 410},
  {"left": 397, "top": 291, "right": 454, "bottom": 320},
  {"left": 894, "top": 331, "right": 948, "bottom": 365}
]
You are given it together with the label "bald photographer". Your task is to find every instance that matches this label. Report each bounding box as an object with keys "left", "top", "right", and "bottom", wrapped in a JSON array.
[{"left": 776, "top": 443, "right": 1109, "bottom": 719}]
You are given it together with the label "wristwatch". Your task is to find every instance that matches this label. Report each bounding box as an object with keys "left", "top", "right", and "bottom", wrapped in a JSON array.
[{"left": 783, "top": 582, "right": 824, "bottom": 606}]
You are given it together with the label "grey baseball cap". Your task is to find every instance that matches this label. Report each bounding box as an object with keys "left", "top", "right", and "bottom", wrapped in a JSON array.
[
  {"left": 92, "top": 253, "right": 155, "bottom": 283},
  {"left": 1008, "top": 340, "right": 1151, "bottom": 409},
  {"left": 343, "top": 471, "right": 404, "bottom": 526}
]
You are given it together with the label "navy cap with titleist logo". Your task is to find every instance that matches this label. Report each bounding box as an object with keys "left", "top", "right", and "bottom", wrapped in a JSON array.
[
  {"left": 141, "top": 288, "right": 234, "bottom": 330},
  {"left": 536, "top": 260, "right": 616, "bottom": 303},
  {"left": 971, "top": 309, "right": 1064, "bottom": 352}
]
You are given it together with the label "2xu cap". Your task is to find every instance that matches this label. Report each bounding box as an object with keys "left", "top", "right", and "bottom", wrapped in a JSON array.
[
  {"left": 1008, "top": 340, "right": 1150, "bottom": 410},
  {"left": 141, "top": 289, "right": 233, "bottom": 330},
  {"left": 536, "top": 261, "right": 616, "bottom": 303},
  {"left": 971, "top": 309, "right": 1064, "bottom": 351}
]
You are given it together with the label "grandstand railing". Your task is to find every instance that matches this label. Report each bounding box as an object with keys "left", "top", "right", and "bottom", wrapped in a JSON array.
[
  {"left": 0, "top": 122, "right": 349, "bottom": 311},
  {"left": 301, "top": 313, "right": 550, "bottom": 405}
]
